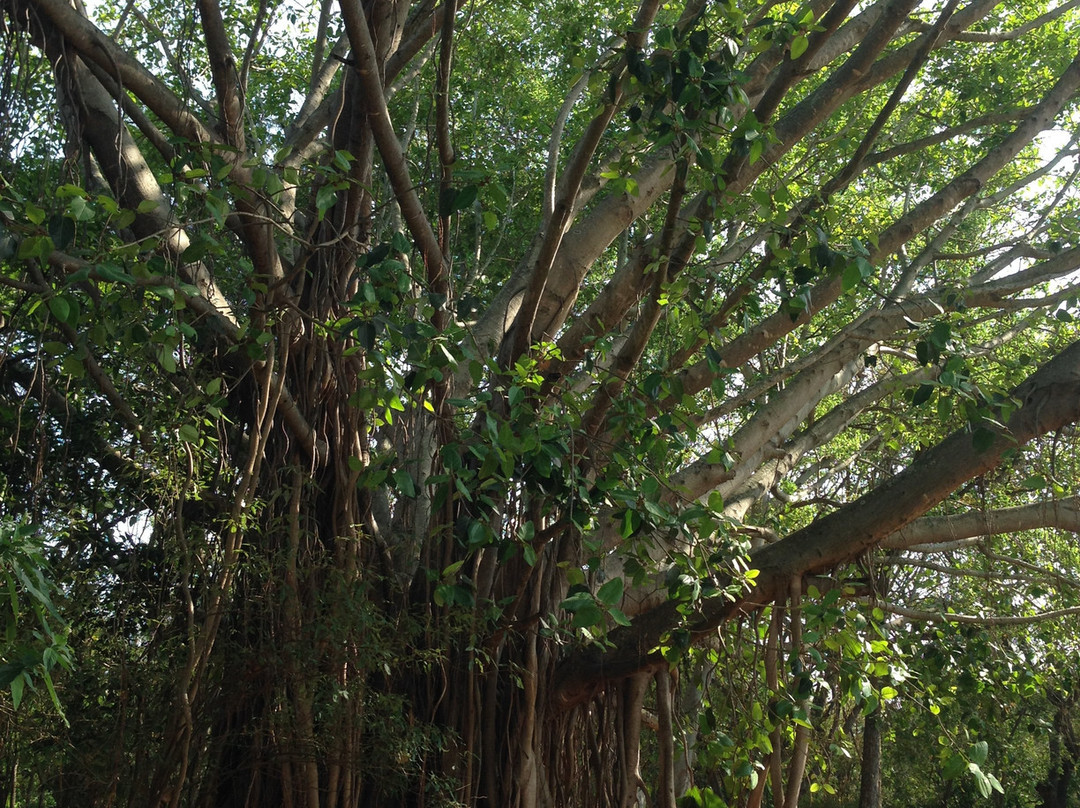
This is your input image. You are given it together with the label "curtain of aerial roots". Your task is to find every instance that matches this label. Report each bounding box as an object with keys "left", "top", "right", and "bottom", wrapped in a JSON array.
[
  {"left": 426, "top": 490, "right": 670, "bottom": 808},
  {"left": 149, "top": 155, "right": 374, "bottom": 808},
  {"left": 537, "top": 669, "right": 682, "bottom": 808},
  {"left": 147, "top": 368, "right": 371, "bottom": 808}
]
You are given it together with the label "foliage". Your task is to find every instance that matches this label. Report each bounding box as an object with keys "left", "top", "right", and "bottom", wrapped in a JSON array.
[
  {"left": 0, "top": 520, "right": 71, "bottom": 718},
  {"left": 0, "top": 0, "right": 1079, "bottom": 806}
]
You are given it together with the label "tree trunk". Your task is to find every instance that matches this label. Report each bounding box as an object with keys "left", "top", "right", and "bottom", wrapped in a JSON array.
[
  {"left": 858, "top": 708, "right": 883, "bottom": 808},
  {"left": 1037, "top": 686, "right": 1079, "bottom": 808}
]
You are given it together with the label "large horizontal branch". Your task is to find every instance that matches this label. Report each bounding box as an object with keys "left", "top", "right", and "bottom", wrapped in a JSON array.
[
  {"left": 883, "top": 496, "right": 1080, "bottom": 550},
  {"left": 552, "top": 336, "right": 1080, "bottom": 709},
  {"left": 588, "top": 243, "right": 1080, "bottom": 557},
  {"left": 870, "top": 600, "right": 1080, "bottom": 627}
]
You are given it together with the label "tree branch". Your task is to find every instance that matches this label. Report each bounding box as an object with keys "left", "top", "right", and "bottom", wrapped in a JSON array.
[
  {"left": 883, "top": 497, "right": 1080, "bottom": 550},
  {"left": 869, "top": 601, "right": 1080, "bottom": 627},
  {"left": 553, "top": 336, "right": 1080, "bottom": 708},
  {"left": 339, "top": 0, "right": 445, "bottom": 297}
]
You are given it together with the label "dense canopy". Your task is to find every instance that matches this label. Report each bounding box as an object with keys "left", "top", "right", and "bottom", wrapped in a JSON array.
[{"left": 1, "top": 0, "right": 1080, "bottom": 806}]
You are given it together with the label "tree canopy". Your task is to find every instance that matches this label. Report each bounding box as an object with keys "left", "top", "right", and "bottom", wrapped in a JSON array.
[{"left": 1, "top": 0, "right": 1080, "bottom": 806}]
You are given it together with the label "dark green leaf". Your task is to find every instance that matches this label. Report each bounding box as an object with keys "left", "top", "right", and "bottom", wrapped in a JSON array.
[
  {"left": 596, "top": 577, "right": 624, "bottom": 606},
  {"left": 911, "top": 383, "right": 934, "bottom": 407},
  {"left": 969, "top": 741, "right": 988, "bottom": 766},
  {"left": 689, "top": 29, "right": 709, "bottom": 56}
]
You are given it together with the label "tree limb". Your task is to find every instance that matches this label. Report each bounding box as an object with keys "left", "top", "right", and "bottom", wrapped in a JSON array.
[{"left": 553, "top": 337, "right": 1080, "bottom": 709}]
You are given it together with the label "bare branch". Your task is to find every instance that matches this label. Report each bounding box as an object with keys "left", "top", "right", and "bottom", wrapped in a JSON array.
[
  {"left": 501, "top": 0, "right": 663, "bottom": 366},
  {"left": 870, "top": 600, "right": 1080, "bottom": 627},
  {"left": 884, "top": 497, "right": 1080, "bottom": 549},
  {"left": 907, "top": 0, "right": 1080, "bottom": 43},
  {"left": 198, "top": 0, "right": 245, "bottom": 148},
  {"left": 340, "top": 0, "right": 445, "bottom": 294},
  {"left": 29, "top": 0, "right": 216, "bottom": 143}
]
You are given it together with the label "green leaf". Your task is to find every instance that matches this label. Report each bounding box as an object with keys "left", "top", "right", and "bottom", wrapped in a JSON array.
[
  {"left": 842, "top": 261, "right": 862, "bottom": 292},
  {"left": 942, "top": 752, "right": 966, "bottom": 780},
  {"left": 467, "top": 520, "right": 489, "bottom": 547},
  {"left": 861, "top": 694, "right": 879, "bottom": 715},
  {"left": 332, "top": 150, "right": 353, "bottom": 171},
  {"left": 559, "top": 591, "right": 594, "bottom": 612},
  {"left": 969, "top": 741, "right": 988, "bottom": 766},
  {"left": 61, "top": 355, "right": 85, "bottom": 379},
  {"left": 432, "top": 585, "right": 449, "bottom": 607},
  {"left": 94, "top": 263, "right": 133, "bottom": 285},
  {"left": 453, "top": 185, "right": 479, "bottom": 212},
  {"left": 157, "top": 347, "right": 177, "bottom": 374},
  {"left": 392, "top": 469, "right": 417, "bottom": 498},
  {"left": 10, "top": 673, "right": 24, "bottom": 709},
  {"left": 435, "top": 583, "right": 473, "bottom": 608},
  {"left": 570, "top": 603, "right": 604, "bottom": 629},
  {"left": 677, "top": 786, "right": 726, "bottom": 808},
  {"left": 441, "top": 560, "right": 465, "bottom": 579},
  {"left": 790, "top": 33, "right": 809, "bottom": 60},
  {"left": 972, "top": 426, "right": 996, "bottom": 452},
  {"left": 17, "top": 235, "right": 54, "bottom": 261},
  {"left": 66, "top": 195, "right": 95, "bottom": 222},
  {"left": 688, "top": 29, "right": 709, "bottom": 56},
  {"left": 24, "top": 203, "right": 46, "bottom": 225},
  {"left": 596, "top": 577, "right": 624, "bottom": 606},
  {"left": 316, "top": 184, "right": 339, "bottom": 220},
  {"left": 47, "top": 296, "right": 71, "bottom": 324},
  {"left": 178, "top": 424, "right": 200, "bottom": 443},
  {"left": 0, "top": 662, "right": 23, "bottom": 687},
  {"left": 911, "top": 383, "right": 934, "bottom": 407},
  {"left": 749, "top": 139, "right": 764, "bottom": 165},
  {"left": 930, "top": 320, "right": 951, "bottom": 349}
]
